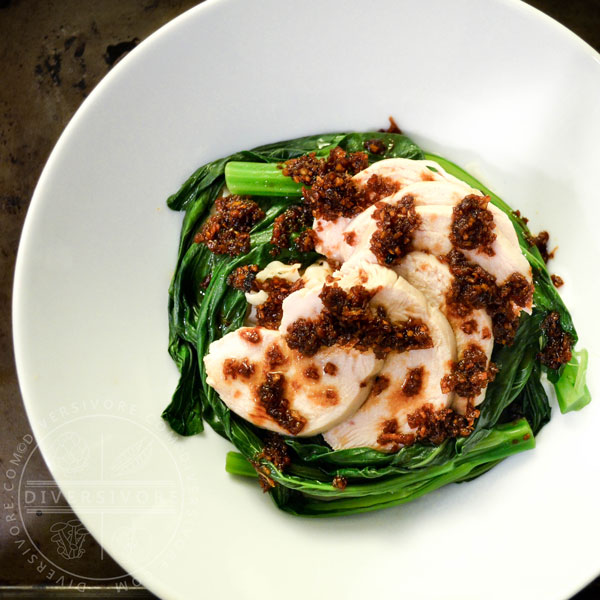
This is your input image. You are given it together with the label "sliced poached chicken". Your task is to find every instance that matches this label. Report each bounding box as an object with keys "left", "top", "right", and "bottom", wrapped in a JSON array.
[
  {"left": 354, "top": 161, "right": 519, "bottom": 247},
  {"left": 204, "top": 327, "right": 382, "bottom": 436},
  {"left": 315, "top": 163, "right": 530, "bottom": 294},
  {"left": 382, "top": 180, "right": 520, "bottom": 247},
  {"left": 334, "top": 199, "right": 531, "bottom": 293},
  {"left": 280, "top": 262, "right": 457, "bottom": 452},
  {"left": 352, "top": 158, "right": 467, "bottom": 185},
  {"left": 314, "top": 158, "right": 472, "bottom": 261},
  {"left": 204, "top": 158, "right": 532, "bottom": 449},
  {"left": 395, "top": 252, "right": 494, "bottom": 413}
]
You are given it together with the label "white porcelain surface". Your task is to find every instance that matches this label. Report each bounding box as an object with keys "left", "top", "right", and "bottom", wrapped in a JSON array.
[{"left": 13, "top": 1, "right": 600, "bottom": 598}]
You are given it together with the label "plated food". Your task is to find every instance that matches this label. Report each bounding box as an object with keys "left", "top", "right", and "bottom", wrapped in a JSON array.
[{"left": 164, "top": 126, "right": 590, "bottom": 516}]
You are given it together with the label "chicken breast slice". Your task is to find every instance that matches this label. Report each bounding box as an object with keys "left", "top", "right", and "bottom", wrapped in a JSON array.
[
  {"left": 339, "top": 202, "right": 532, "bottom": 293},
  {"left": 383, "top": 180, "right": 520, "bottom": 248},
  {"left": 278, "top": 261, "right": 457, "bottom": 452},
  {"left": 204, "top": 327, "right": 382, "bottom": 437},
  {"left": 395, "top": 252, "right": 494, "bottom": 412},
  {"left": 314, "top": 158, "right": 469, "bottom": 261},
  {"left": 281, "top": 261, "right": 454, "bottom": 370},
  {"left": 279, "top": 261, "right": 398, "bottom": 333},
  {"left": 313, "top": 216, "right": 353, "bottom": 265},
  {"left": 352, "top": 157, "right": 471, "bottom": 188},
  {"left": 355, "top": 161, "right": 519, "bottom": 248},
  {"left": 322, "top": 265, "right": 457, "bottom": 452},
  {"left": 315, "top": 160, "right": 522, "bottom": 267}
]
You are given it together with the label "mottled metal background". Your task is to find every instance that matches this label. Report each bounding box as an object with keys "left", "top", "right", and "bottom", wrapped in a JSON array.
[{"left": 1, "top": 0, "right": 598, "bottom": 597}]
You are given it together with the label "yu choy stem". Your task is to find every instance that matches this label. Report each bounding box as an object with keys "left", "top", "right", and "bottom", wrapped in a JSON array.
[
  {"left": 226, "top": 419, "right": 535, "bottom": 516},
  {"left": 225, "top": 162, "right": 302, "bottom": 197},
  {"left": 555, "top": 349, "right": 591, "bottom": 413}
]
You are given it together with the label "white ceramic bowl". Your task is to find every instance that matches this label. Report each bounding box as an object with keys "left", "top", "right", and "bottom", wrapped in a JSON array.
[{"left": 13, "top": 1, "right": 600, "bottom": 598}]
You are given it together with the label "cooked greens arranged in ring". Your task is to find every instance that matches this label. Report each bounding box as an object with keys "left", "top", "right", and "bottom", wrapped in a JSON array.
[{"left": 164, "top": 127, "right": 590, "bottom": 517}]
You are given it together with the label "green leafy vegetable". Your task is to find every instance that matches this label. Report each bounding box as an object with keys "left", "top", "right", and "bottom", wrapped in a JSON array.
[
  {"left": 518, "top": 363, "right": 552, "bottom": 435},
  {"left": 225, "top": 419, "right": 535, "bottom": 517},
  {"left": 164, "top": 129, "right": 589, "bottom": 517},
  {"left": 225, "top": 132, "right": 423, "bottom": 197},
  {"left": 555, "top": 349, "right": 591, "bottom": 413}
]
